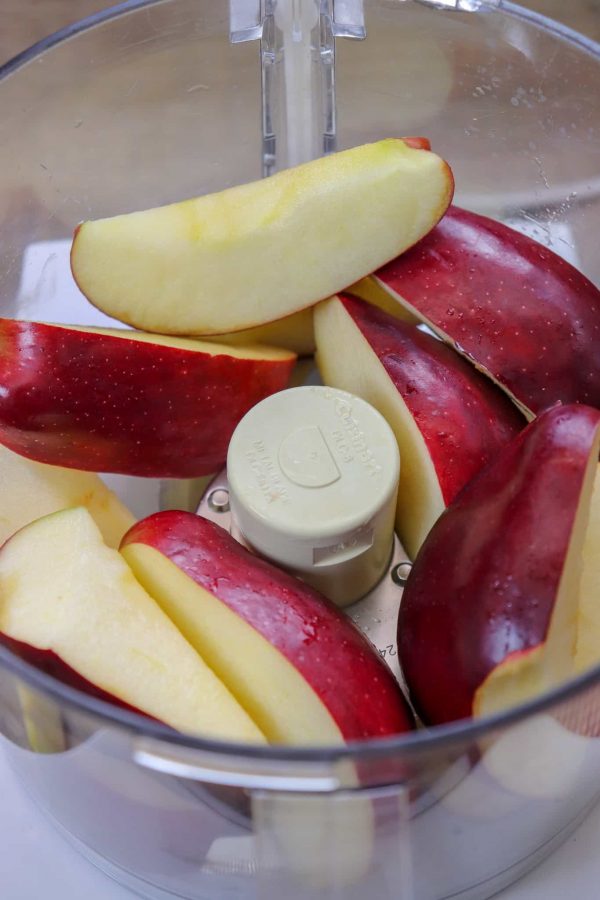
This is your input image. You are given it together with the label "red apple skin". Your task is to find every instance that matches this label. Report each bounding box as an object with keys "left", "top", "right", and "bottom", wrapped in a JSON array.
[
  {"left": 339, "top": 293, "right": 524, "bottom": 504},
  {"left": 0, "top": 319, "right": 295, "bottom": 477},
  {"left": 0, "top": 633, "right": 157, "bottom": 722},
  {"left": 398, "top": 404, "right": 600, "bottom": 726},
  {"left": 399, "top": 137, "right": 432, "bottom": 152},
  {"left": 122, "top": 511, "right": 414, "bottom": 740},
  {"left": 371, "top": 206, "right": 600, "bottom": 414}
]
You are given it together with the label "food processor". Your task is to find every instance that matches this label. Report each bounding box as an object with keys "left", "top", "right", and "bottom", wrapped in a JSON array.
[{"left": 1, "top": 1, "right": 600, "bottom": 898}]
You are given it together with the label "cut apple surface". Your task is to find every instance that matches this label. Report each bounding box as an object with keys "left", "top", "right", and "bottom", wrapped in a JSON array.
[
  {"left": 360, "top": 206, "right": 600, "bottom": 416},
  {"left": 398, "top": 404, "right": 600, "bottom": 726},
  {"left": 121, "top": 511, "right": 413, "bottom": 745},
  {"left": 17, "top": 684, "right": 67, "bottom": 754},
  {"left": 0, "top": 319, "right": 295, "bottom": 477},
  {"left": 349, "top": 276, "right": 418, "bottom": 325},
  {"left": 438, "top": 714, "right": 590, "bottom": 819},
  {"left": 0, "top": 507, "right": 265, "bottom": 743},
  {"left": 574, "top": 464, "right": 600, "bottom": 674},
  {"left": 206, "top": 308, "right": 315, "bottom": 357},
  {"left": 314, "top": 294, "right": 523, "bottom": 558},
  {"left": 0, "top": 443, "right": 133, "bottom": 548},
  {"left": 71, "top": 139, "right": 453, "bottom": 335},
  {"left": 480, "top": 714, "right": 590, "bottom": 802}
]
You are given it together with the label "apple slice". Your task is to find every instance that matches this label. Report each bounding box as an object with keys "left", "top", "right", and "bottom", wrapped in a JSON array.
[
  {"left": 480, "top": 714, "right": 590, "bottom": 802},
  {"left": 358, "top": 206, "right": 600, "bottom": 416},
  {"left": 314, "top": 294, "right": 523, "bottom": 558},
  {"left": 70, "top": 139, "right": 453, "bottom": 335},
  {"left": 437, "top": 714, "right": 590, "bottom": 819},
  {"left": 349, "top": 274, "right": 418, "bottom": 325},
  {"left": 0, "top": 319, "right": 295, "bottom": 477},
  {"left": 16, "top": 683, "right": 67, "bottom": 754},
  {"left": 573, "top": 463, "right": 600, "bottom": 674},
  {"left": 398, "top": 404, "right": 600, "bottom": 726},
  {"left": 206, "top": 308, "right": 315, "bottom": 357},
  {"left": 121, "top": 511, "right": 413, "bottom": 745},
  {"left": 205, "top": 288, "right": 426, "bottom": 358},
  {"left": 0, "top": 507, "right": 265, "bottom": 743},
  {"left": 0, "top": 443, "right": 134, "bottom": 548}
]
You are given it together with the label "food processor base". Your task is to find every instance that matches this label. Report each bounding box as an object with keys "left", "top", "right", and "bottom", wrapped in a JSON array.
[{"left": 15, "top": 760, "right": 600, "bottom": 900}]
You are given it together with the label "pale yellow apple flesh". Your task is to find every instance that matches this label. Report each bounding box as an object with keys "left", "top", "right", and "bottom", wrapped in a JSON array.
[
  {"left": 46, "top": 322, "right": 295, "bottom": 362},
  {"left": 439, "top": 714, "right": 590, "bottom": 817},
  {"left": 121, "top": 543, "right": 344, "bottom": 746},
  {"left": 0, "top": 507, "right": 265, "bottom": 744},
  {"left": 475, "top": 460, "right": 600, "bottom": 717},
  {"left": 314, "top": 296, "right": 445, "bottom": 558},
  {"left": 574, "top": 464, "right": 600, "bottom": 673},
  {"left": 205, "top": 308, "right": 315, "bottom": 357},
  {"left": 481, "top": 714, "right": 589, "bottom": 800},
  {"left": 256, "top": 791, "right": 374, "bottom": 890},
  {"left": 0, "top": 444, "right": 134, "bottom": 548},
  {"left": 16, "top": 683, "right": 67, "bottom": 754},
  {"left": 121, "top": 536, "right": 372, "bottom": 885},
  {"left": 207, "top": 288, "right": 421, "bottom": 357},
  {"left": 349, "top": 275, "right": 418, "bottom": 324},
  {"left": 71, "top": 139, "right": 453, "bottom": 335}
]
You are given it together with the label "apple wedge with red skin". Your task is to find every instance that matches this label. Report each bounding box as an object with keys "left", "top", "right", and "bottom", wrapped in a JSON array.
[
  {"left": 361, "top": 206, "right": 600, "bottom": 416},
  {"left": 0, "top": 507, "right": 265, "bottom": 743},
  {"left": 121, "top": 511, "right": 414, "bottom": 745},
  {"left": 2, "top": 633, "right": 155, "bottom": 719},
  {"left": 314, "top": 294, "right": 524, "bottom": 558},
  {"left": 0, "top": 319, "right": 295, "bottom": 478},
  {"left": 398, "top": 404, "right": 600, "bottom": 727}
]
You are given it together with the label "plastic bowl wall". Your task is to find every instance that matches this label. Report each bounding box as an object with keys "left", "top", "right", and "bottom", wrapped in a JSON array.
[{"left": 1, "top": 2, "right": 600, "bottom": 899}]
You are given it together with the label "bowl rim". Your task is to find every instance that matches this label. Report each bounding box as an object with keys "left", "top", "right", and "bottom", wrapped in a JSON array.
[
  {"left": 1, "top": 0, "right": 600, "bottom": 769},
  {"left": 1, "top": 0, "right": 600, "bottom": 81}
]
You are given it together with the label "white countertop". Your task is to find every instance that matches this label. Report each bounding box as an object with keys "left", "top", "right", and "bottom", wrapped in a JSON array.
[{"left": 1, "top": 741, "right": 598, "bottom": 900}]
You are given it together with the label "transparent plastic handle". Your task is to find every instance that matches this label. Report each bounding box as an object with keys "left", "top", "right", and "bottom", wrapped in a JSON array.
[
  {"left": 230, "top": 0, "right": 366, "bottom": 174},
  {"left": 262, "top": 0, "right": 336, "bottom": 173},
  {"left": 133, "top": 736, "right": 345, "bottom": 791}
]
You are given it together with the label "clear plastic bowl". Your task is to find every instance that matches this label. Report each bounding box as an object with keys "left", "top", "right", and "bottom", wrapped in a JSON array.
[{"left": 1, "top": 2, "right": 600, "bottom": 898}]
